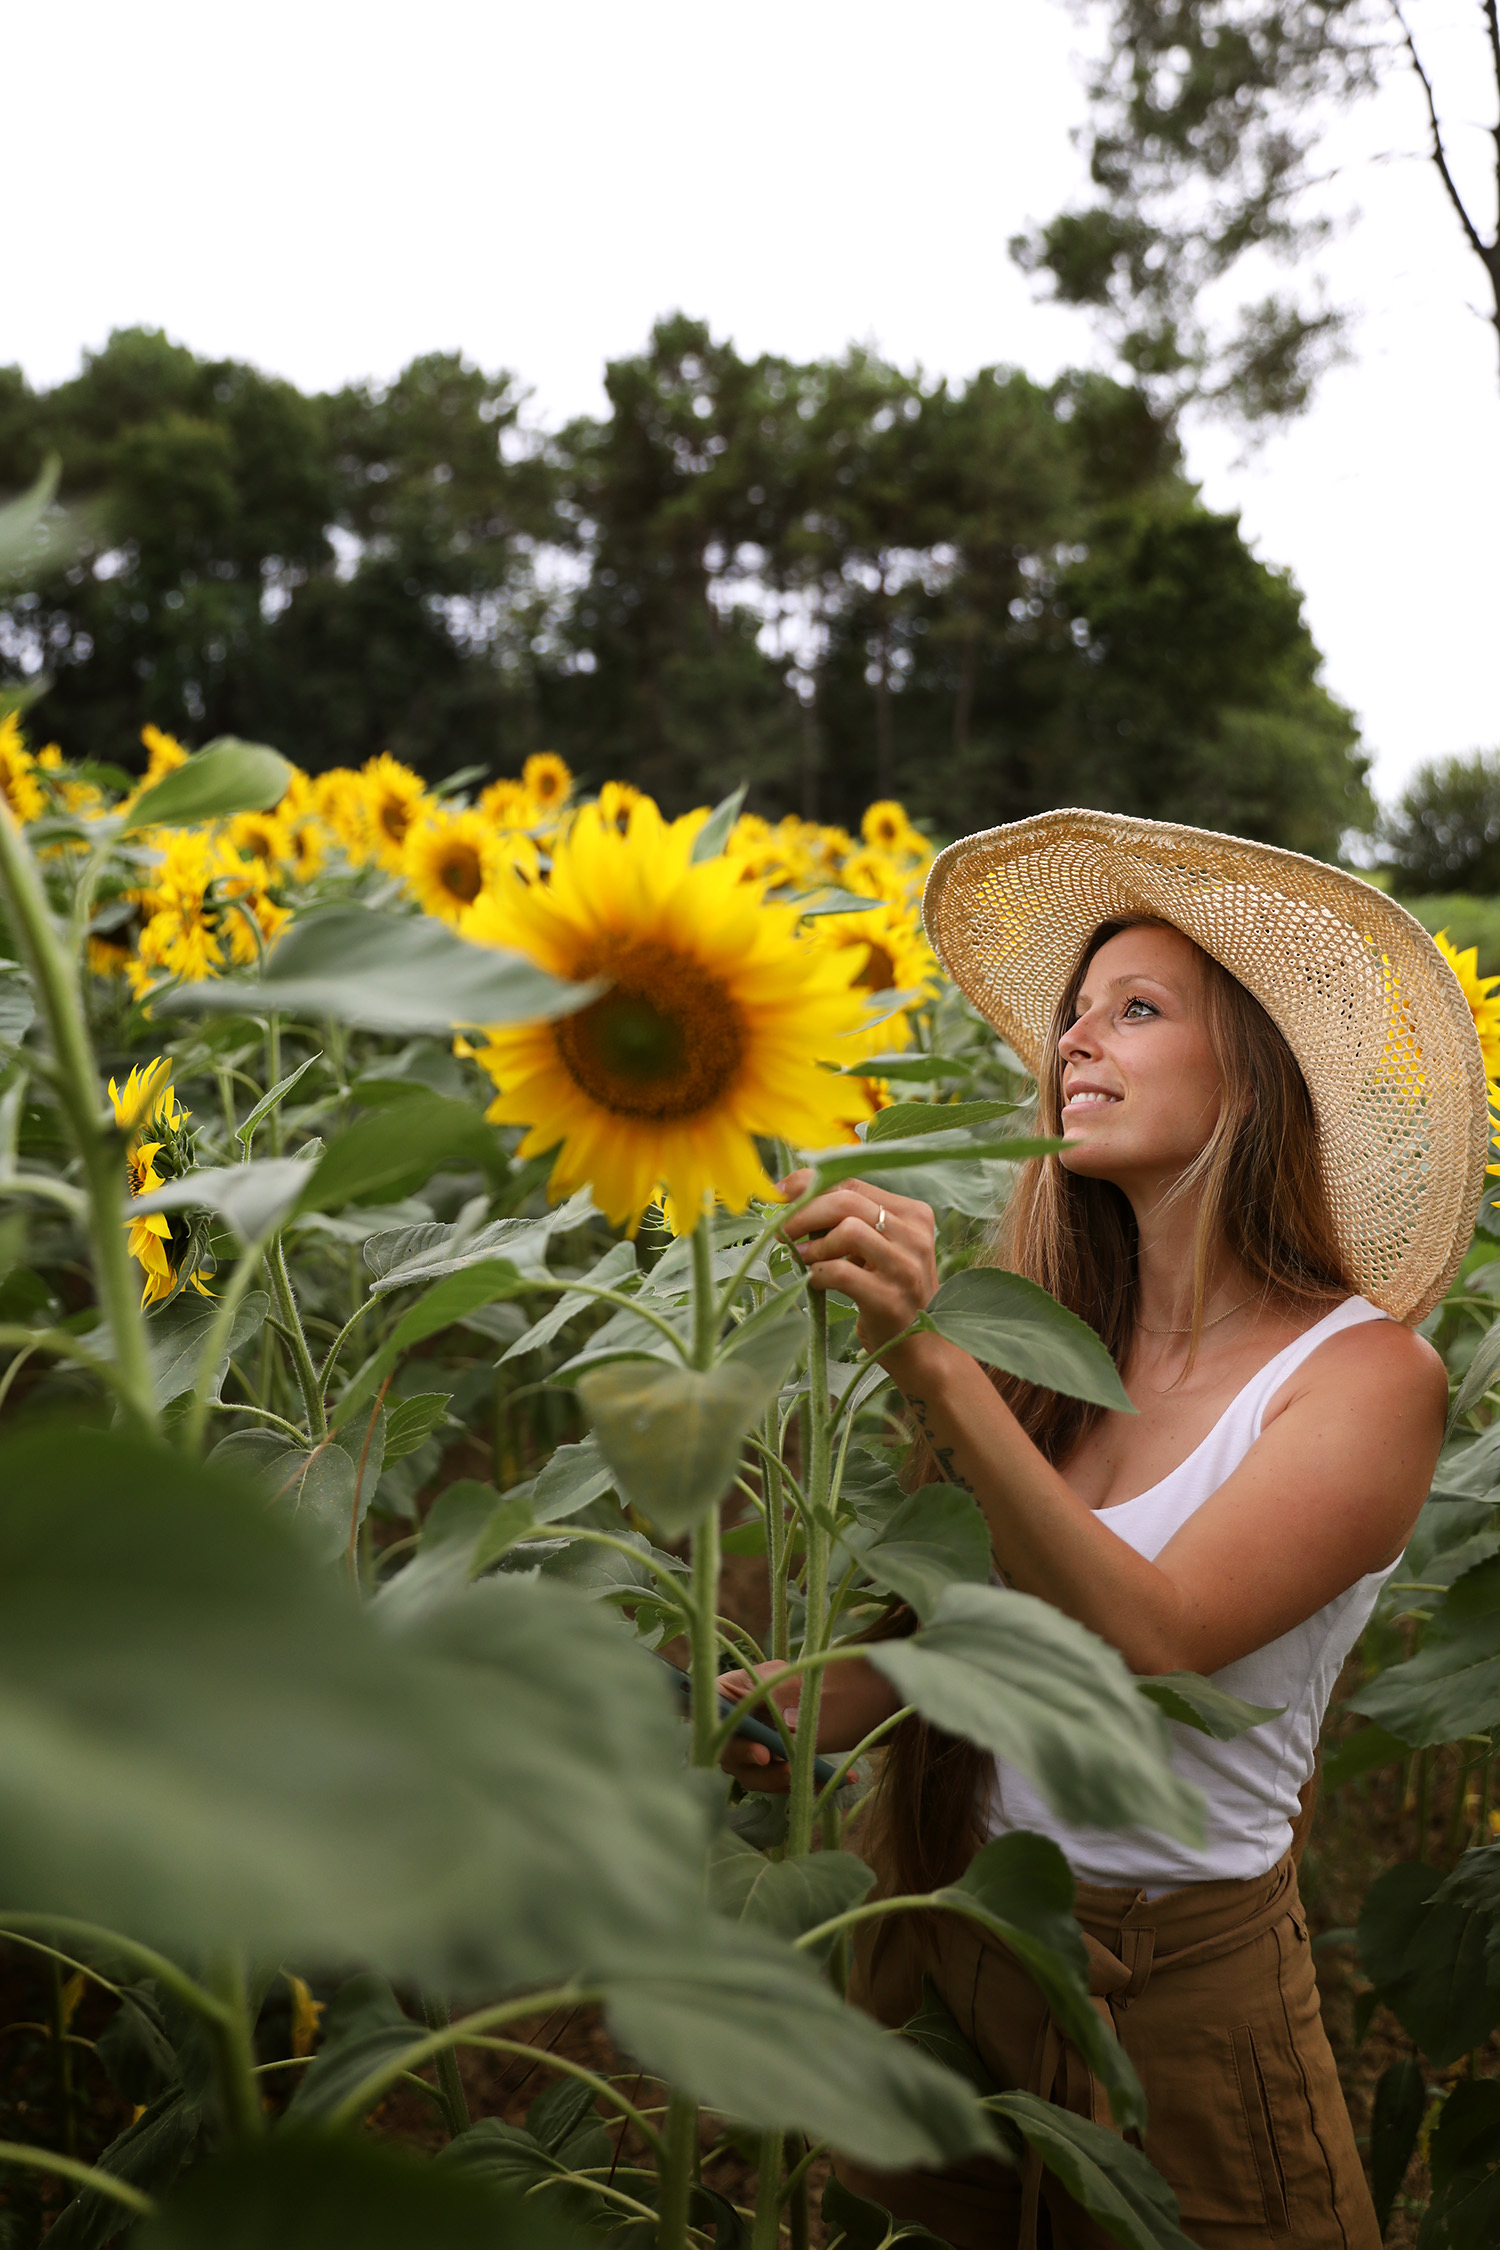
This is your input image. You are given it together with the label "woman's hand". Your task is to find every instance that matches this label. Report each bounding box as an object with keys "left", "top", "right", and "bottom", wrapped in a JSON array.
[
  {"left": 716, "top": 1657, "right": 903, "bottom": 1793},
  {"left": 777, "top": 1170, "right": 940, "bottom": 1356}
]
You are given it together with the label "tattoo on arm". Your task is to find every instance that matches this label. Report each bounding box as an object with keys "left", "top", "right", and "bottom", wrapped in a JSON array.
[{"left": 906, "top": 1394, "right": 974, "bottom": 1492}]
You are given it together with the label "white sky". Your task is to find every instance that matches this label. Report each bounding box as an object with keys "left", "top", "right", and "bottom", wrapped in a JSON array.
[{"left": 6, "top": 0, "right": 1496, "bottom": 808}]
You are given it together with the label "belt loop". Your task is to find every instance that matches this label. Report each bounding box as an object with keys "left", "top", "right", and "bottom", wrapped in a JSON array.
[{"left": 1117, "top": 1925, "right": 1156, "bottom": 2008}]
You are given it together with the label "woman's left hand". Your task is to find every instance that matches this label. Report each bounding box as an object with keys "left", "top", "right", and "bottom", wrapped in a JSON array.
[{"left": 778, "top": 1170, "right": 940, "bottom": 1355}]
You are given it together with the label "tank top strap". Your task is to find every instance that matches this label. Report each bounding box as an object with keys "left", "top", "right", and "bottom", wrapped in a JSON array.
[{"left": 1237, "top": 1296, "right": 1388, "bottom": 1447}]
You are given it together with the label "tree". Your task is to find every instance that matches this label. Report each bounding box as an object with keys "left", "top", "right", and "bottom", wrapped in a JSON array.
[
  {"left": 1013, "top": 0, "right": 1500, "bottom": 424},
  {"left": 1382, "top": 748, "right": 1500, "bottom": 890}
]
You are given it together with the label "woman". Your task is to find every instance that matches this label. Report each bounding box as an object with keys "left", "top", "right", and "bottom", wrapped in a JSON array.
[{"left": 721, "top": 812, "right": 1488, "bottom": 2250}]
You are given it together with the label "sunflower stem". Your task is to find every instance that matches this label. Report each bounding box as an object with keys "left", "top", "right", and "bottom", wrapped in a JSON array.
[
  {"left": 787, "top": 1287, "right": 832, "bottom": 1858},
  {"left": 264, "top": 1012, "right": 284, "bottom": 1157},
  {"left": 269, "top": 1234, "right": 327, "bottom": 1439},
  {"left": 657, "top": 2090, "right": 699, "bottom": 2250},
  {"left": 765, "top": 1405, "right": 790, "bottom": 1664},
  {"left": 687, "top": 1212, "right": 724, "bottom": 1765},
  {"left": 690, "top": 1209, "right": 716, "bottom": 1371},
  {"left": 0, "top": 803, "right": 155, "bottom": 1429},
  {"left": 752, "top": 2130, "right": 784, "bottom": 2250}
]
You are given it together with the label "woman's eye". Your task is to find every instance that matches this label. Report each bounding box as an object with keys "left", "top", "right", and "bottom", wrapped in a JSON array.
[{"left": 1121, "top": 996, "right": 1156, "bottom": 1020}]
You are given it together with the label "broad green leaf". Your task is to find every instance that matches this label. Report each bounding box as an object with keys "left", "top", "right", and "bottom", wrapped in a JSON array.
[
  {"left": 865, "top": 1101, "right": 1017, "bottom": 1142},
  {"left": 382, "top": 1391, "right": 452, "bottom": 1466},
  {"left": 122, "top": 740, "right": 293, "bottom": 835},
  {"left": 923, "top": 1268, "right": 1133, "bottom": 1413},
  {"left": 551, "top": 1298, "right": 689, "bottom": 1380},
  {"left": 722, "top": 1288, "right": 806, "bottom": 1388},
  {"left": 939, "top": 1834, "right": 1143, "bottom": 2134},
  {"left": 803, "top": 1131, "right": 1058, "bottom": 1188},
  {"left": 708, "top": 1832, "right": 874, "bottom": 1953},
  {"left": 1431, "top": 1424, "right": 1500, "bottom": 1501},
  {"left": 156, "top": 903, "right": 601, "bottom": 1035},
  {"left": 1320, "top": 1722, "right": 1411, "bottom": 1792},
  {"left": 985, "top": 2092, "right": 1198, "bottom": 2250},
  {"left": 1369, "top": 2057, "right": 1425, "bottom": 2237},
  {"left": 374, "top": 1481, "right": 503, "bottom": 1625},
  {"left": 235, "top": 1053, "right": 321, "bottom": 1149},
  {"left": 579, "top": 1357, "right": 771, "bottom": 1536},
  {"left": 283, "top": 1976, "right": 422, "bottom": 2125},
  {"left": 1358, "top": 1861, "right": 1500, "bottom": 2066},
  {"left": 207, "top": 1430, "right": 356, "bottom": 1565},
  {"left": 868, "top": 1584, "right": 1203, "bottom": 1843},
  {"left": 0, "top": 968, "right": 35, "bottom": 1048},
  {"left": 604, "top": 1927, "right": 995, "bottom": 2169},
  {"left": 331, "top": 1260, "right": 531, "bottom": 1428},
  {"left": 689, "top": 783, "right": 749, "bottom": 861},
  {"left": 501, "top": 1239, "right": 639, "bottom": 1361},
  {"left": 299, "top": 1094, "right": 497, "bottom": 1213},
  {"left": 332, "top": 1404, "right": 387, "bottom": 1526},
  {"left": 791, "top": 887, "right": 882, "bottom": 916},
  {"left": 1350, "top": 1553, "right": 1500, "bottom": 1745},
  {"left": 1135, "top": 1673, "right": 1283, "bottom": 1740},
  {"left": 870, "top": 1156, "right": 1034, "bottom": 1220},
  {"left": 1425, "top": 2079, "right": 1500, "bottom": 2248},
  {"left": 820, "top": 2175, "right": 955, "bottom": 2250},
  {"left": 1453, "top": 1316, "right": 1500, "bottom": 1423},
  {"left": 133, "top": 2132, "right": 576, "bottom": 2250},
  {"left": 367, "top": 1186, "right": 595, "bottom": 1295},
  {"left": 531, "top": 1435, "right": 618, "bottom": 1522},
  {"left": 130, "top": 1160, "right": 310, "bottom": 1245},
  {"left": 468, "top": 1494, "right": 541, "bottom": 1577},
  {"left": 901, "top": 1975, "right": 1002, "bottom": 2096},
  {"left": 836, "top": 1054, "right": 977, "bottom": 1084},
  {"left": 0, "top": 1422, "right": 712, "bottom": 1985},
  {"left": 142, "top": 1288, "right": 269, "bottom": 1409},
  {"left": 842, "top": 1485, "right": 993, "bottom": 1621}
]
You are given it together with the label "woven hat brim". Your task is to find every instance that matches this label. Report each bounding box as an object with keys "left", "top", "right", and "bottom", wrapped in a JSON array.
[{"left": 923, "top": 809, "right": 1489, "bottom": 1325}]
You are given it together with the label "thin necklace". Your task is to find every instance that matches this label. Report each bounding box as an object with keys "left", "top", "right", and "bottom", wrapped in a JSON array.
[{"left": 1137, "top": 1299, "right": 1251, "bottom": 1338}]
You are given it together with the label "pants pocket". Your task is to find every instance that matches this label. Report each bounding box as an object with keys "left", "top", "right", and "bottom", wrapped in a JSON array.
[{"left": 1230, "top": 2024, "right": 1290, "bottom": 2237}]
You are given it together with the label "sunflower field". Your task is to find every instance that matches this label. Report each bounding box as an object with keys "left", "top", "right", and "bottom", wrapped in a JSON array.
[{"left": 2, "top": 512, "right": 1500, "bottom": 2249}]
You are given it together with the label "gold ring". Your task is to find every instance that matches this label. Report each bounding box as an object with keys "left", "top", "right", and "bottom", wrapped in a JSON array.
[{"left": 874, "top": 1206, "right": 888, "bottom": 1235}]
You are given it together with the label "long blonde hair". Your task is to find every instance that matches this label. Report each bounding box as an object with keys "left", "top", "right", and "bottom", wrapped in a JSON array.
[{"left": 862, "top": 917, "right": 1353, "bottom": 1895}]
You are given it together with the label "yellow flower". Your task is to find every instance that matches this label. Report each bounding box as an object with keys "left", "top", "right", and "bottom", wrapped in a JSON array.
[
  {"left": 132, "top": 833, "right": 228, "bottom": 987},
  {"left": 286, "top": 1974, "right": 325, "bottom": 2059},
  {"left": 312, "top": 769, "right": 370, "bottom": 862},
  {"left": 463, "top": 795, "right": 872, "bottom": 1230},
  {"left": 478, "top": 777, "right": 537, "bottom": 830},
  {"left": 1435, "top": 930, "right": 1500, "bottom": 1077},
  {"left": 125, "top": 1139, "right": 177, "bottom": 1306},
  {"left": 0, "top": 713, "right": 47, "bottom": 825},
  {"left": 596, "top": 780, "right": 646, "bottom": 836},
  {"left": 360, "top": 755, "right": 428, "bottom": 873},
  {"left": 809, "top": 896, "right": 940, "bottom": 1057},
  {"left": 225, "top": 809, "right": 292, "bottom": 880},
  {"left": 523, "top": 752, "right": 573, "bottom": 814},
  {"left": 401, "top": 807, "right": 512, "bottom": 924},
  {"left": 860, "top": 799, "right": 927, "bottom": 859},
  {"left": 140, "top": 724, "right": 190, "bottom": 783},
  {"left": 109, "top": 1056, "right": 183, "bottom": 1137},
  {"left": 112, "top": 1059, "right": 211, "bottom": 1306}
]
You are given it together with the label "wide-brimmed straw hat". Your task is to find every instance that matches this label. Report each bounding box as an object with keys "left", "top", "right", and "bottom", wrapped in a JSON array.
[{"left": 923, "top": 808, "right": 1489, "bottom": 1323}]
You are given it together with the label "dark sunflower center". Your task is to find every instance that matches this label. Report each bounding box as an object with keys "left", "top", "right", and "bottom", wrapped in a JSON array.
[
  {"left": 554, "top": 945, "right": 743, "bottom": 1120},
  {"left": 857, "top": 941, "right": 896, "bottom": 993},
  {"left": 380, "top": 797, "right": 412, "bottom": 844},
  {"left": 439, "top": 844, "right": 484, "bottom": 902}
]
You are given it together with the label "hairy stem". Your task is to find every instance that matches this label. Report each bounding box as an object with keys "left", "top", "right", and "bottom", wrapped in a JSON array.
[
  {"left": 787, "top": 1287, "right": 832, "bottom": 1857},
  {"left": 657, "top": 2090, "right": 699, "bottom": 2250},
  {"left": 269, "top": 1233, "right": 327, "bottom": 1438},
  {"left": 421, "top": 1994, "right": 471, "bottom": 2137}
]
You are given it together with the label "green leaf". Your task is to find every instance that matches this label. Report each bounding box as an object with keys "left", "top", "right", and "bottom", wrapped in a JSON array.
[
  {"left": 1357, "top": 1862, "right": 1500, "bottom": 2066},
  {"left": 531, "top": 1435, "right": 618, "bottom": 1522},
  {"left": 1319, "top": 1723, "right": 1411, "bottom": 1792},
  {"left": 375, "top": 1482, "right": 504, "bottom": 1625},
  {"left": 1350, "top": 1553, "right": 1500, "bottom": 1746},
  {"left": 1134, "top": 1673, "right": 1283, "bottom": 1740},
  {"left": 790, "top": 888, "right": 882, "bottom": 916},
  {"left": 604, "top": 1928, "right": 996, "bottom": 2169},
  {"left": 1453, "top": 1316, "right": 1500, "bottom": 1423},
  {"left": 709, "top": 1833, "right": 874, "bottom": 1956},
  {"left": 939, "top": 1834, "right": 1144, "bottom": 2133},
  {"left": 141, "top": 1289, "right": 269, "bottom": 1409},
  {"left": 0, "top": 1422, "right": 712, "bottom": 1984},
  {"left": 382, "top": 1392, "right": 452, "bottom": 1466},
  {"left": 156, "top": 903, "right": 601, "bottom": 1035},
  {"left": 467, "top": 1494, "right": 541, "bottom": 1577},
  {"left": 836, "top": 1055, "right": 977, "bottom": 1084},
  {"left": 820, "top": 2175, "right": 954, "bottom": 2250},
  {"left": 235, "top": 1054, "right": 321, "bottom": 1149},
  {"left": 132, "top": 2132, "right": 578, "bottom": 2250},
  {"left": 1425, "top": 2079, "right": 1500, "bottom": 2249},
  {"left": 901, "top": 1976, "right": 1002, "bottom": 2096},
  {"left": 689, "top": 783, "right": 748, "bottom": 861},
  {"left": 923, "top": 1268, "right": 1132, "bottom": 1413},
  {"left": 283, "top": 1976, "right": 421, "bottom": 2126},
  {"left": 842, "top": 1485, "right": 993, "bottom": 1621},
  {"left": 578, "top": 1358, "right": 772, "bottom": 1536},
  {"left": 865, "top": 1101, "right": 1017, "bottom": 1142},
  {"left": 299, "top": 1094, "right": 497, "bottom": 1213},
  {"left": 867, "top": 1584, "right": 1203, "bottom": 1843},
  {"left": 367, "top": 1186, "right": 595, "bottom": 1295},
  {"left": 500, "top": 1239, "right": 639, "bottom": 1361},
  {"left": 207, "top": 1430, "right": 356, "bottom": 1565},
  {"left": 0, "top": 967, "right": 35, "bottom": 1048},
  {"left": 332, "top": 1260, "right": 531, "bottom": 1428},
  {"left": 1370, "top": 2056, "right": 1426, "bottom": 2237},
  {"left": 121, "top": 740, "right": 293, "bottom": 835},
  {"left": 803, "top": 1132, "right": 1058, "bottom": 1188},
  {"left": 332, "top": 1404, "right": 387, "bottom": 1526},
  {"left": 985, "top": 2092, "right": 1198, "bottom": 2250},
  {"left": 1432, "top": 1423, "right": 1500, "bottom": 1501},
  {"left": 131, "top": 1160, "right": 310, "bottom": 1245}
]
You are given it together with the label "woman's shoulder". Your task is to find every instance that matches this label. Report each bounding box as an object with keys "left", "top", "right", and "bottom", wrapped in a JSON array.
[{"left": 1270, "top": 1301, "right": 1447, "bottom": 1425}]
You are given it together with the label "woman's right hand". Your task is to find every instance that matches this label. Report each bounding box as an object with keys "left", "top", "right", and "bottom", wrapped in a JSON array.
[{"left": 715, "top": 1657, "right": 902, "bottom": 1793}]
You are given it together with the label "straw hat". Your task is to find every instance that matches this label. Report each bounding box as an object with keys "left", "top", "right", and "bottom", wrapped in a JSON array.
[{"left": 923, "top": 809, "right": 1489, "bottom": 1323}]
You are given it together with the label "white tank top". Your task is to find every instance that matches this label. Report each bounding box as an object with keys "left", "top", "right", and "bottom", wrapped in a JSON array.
[{"left": 986, "top": 1296, "right": 1397, "bottom": 1890}]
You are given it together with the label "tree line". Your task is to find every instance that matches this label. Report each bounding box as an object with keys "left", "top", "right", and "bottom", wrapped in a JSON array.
[{"left": 0, "top": 315, "right": 1371, "bottom": 853}]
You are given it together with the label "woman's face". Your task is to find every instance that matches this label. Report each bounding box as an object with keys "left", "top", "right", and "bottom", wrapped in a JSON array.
[{"left": 1055, "top": 925, "right": 1225, "bottom": 1192}]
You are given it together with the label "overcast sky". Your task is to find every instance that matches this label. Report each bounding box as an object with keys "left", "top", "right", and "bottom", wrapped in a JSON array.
[{"left": 7, "top": 0, "right": 1496, "bottom": 807}]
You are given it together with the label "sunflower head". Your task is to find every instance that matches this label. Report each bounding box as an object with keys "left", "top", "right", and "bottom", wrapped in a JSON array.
[
  {"left": 464, "top": 794, "right": 871, "bottom": 1229},
  {"left": 478, "top": 778, "right": 536, "bottom": 830},
  {"left": 523, "top": 752, "right": 573, "bottom": 813},
  {"left": 0, "top": 713, "right": 46, "bottom": 826},
  {"left": 361, "top": 755, "right": 429, "bottom": 873},
  {"left": 140, "top": 725, "right": 190, "bottom": 784},
  {"left": 226, "top": 809, "right": 291, "bottom": 878},
  {"left": 109, "top": 1056, "right": 183, "bottom": 1138},
  {"left": 596, "top": 780, "right": 646, "bottom": 836},
  {"left": 404, "top": 808, "right": 520, "bottom": 926},
  {"left": 1435, "top": 928, "right": 1500, "bottom": 1076},
  {"left": 861, "top": 799, "right": 925, "bottom": 856}
]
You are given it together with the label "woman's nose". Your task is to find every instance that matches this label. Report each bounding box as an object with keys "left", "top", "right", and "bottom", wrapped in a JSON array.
[{"left": 1059, "top": 1011, "right": 1101, "bottom": 1061}]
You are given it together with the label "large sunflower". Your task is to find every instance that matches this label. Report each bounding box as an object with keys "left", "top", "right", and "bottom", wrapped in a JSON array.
[
  {"left": 463, "top": 797, "right": 871, "bottom": 1229},
  {"left": 1435, "top": 929, "right": 1500, "bottom": 1076}
]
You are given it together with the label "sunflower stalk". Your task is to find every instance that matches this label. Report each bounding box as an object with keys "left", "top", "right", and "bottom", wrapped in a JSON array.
[
  {"left": 0, "top": 803, "right": 155, "bottom": 1428},
  {"left": 657, "top": 2089, "right": 699, "bottom": 2250},
  {"left": 268, "top": 1233, "right": 327, "bottom": 1439},
  {"left": 787, "top": 1286, "right": 833, "bottom": 1859},
  {"left": 688, "top": 1215, "right": 725, "bottom": 1766}
]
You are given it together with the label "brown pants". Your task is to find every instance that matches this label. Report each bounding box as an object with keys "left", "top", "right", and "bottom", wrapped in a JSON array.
[{"left": 838, "top": 1853, "right": 1378, "bottom": 2250}]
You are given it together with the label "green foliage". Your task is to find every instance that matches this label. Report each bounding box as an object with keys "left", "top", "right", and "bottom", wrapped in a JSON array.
[{"left": 1383, "top": 754, "right": 1500, "bottom": 899}]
